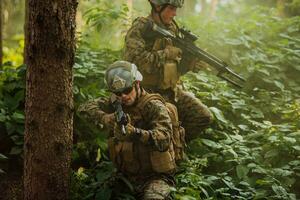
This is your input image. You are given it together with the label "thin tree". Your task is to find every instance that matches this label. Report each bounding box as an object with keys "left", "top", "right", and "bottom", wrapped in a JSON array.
[
  {"left": 277, "top": 0, "right": 286, "bottom": 17},
  {"left": 200, "top": 0, "right": 208, "bottom": 17},
  {"left": 24, "top": 0, "right": 77, "bottom": 199},
  {"left": 0, "top": 0, "right": 2, "bottom": 66},
  {"left": 127, "top": 0, "right": 133, "bottom": 21},
  {"left": 209, "top": 0, "right": 219, "bottom": 19}
]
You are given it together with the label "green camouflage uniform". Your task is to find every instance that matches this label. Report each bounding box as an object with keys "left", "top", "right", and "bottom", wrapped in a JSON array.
[
  {"left": 78, "top": 91, "right": 175, "bottom": 200},
  {"left": 124, "top": 16, "right": 212, "bottom": 141}
]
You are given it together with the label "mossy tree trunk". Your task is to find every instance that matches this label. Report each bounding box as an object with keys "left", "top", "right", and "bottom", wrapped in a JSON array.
[{"left": 24, "top": 0, "right": 77, "bottom": 199}]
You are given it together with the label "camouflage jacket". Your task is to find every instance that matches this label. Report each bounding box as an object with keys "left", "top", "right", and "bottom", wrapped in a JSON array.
[
  {"left": 124, "top": 15, "right": 179, "bottom": 75},
  {"left": 78, "top": 92, "right": 173, "bottom": 152}
]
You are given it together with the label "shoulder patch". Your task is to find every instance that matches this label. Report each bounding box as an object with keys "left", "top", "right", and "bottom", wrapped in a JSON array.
[{"left": 134, "top": 16, "right": 148, "bottom": 23}]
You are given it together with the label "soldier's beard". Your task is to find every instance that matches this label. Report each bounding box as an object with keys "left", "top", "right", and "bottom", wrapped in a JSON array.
[
  {"left": 123, "top": 98, "right": 135, "bottom": 106},
  {"left": 121, "top": 88, "right": 138, "bottom": 107}
]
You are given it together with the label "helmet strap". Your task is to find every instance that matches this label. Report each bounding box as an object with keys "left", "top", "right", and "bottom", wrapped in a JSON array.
[
  {"left": 150, "top": 2, "right": 157, "bottom": 13},
  {"left": 133, "top": 82, "right": 141, "bottom": 104},
  {"left": 150, "top": 2, "right": 169, "bottom": 26},
  {"left": 172, "top": 18, "right": 179, "bottom": 29},
  {"left": 158, "top": 4, "right": 168, "bottom": 25}
]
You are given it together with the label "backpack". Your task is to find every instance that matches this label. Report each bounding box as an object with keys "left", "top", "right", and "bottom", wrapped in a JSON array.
[{"left": 138, "top": 93, "right": 186, "bottom": 163}]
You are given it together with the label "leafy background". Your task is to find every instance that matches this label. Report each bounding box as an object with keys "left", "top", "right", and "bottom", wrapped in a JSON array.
[{"left": 0, "top": 0, "right": 299, "bottom": 199}]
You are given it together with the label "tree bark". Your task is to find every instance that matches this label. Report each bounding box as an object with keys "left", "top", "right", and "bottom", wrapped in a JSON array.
[
  {"left": 24, "top": 0, "right": 77, "bottom": 199},
  {"left": 277, "top": 0, "right": 286, "bottom": 17},
  {"left": 181, "top": 0, "right": 197, "bottom": 15},
  {"left": 0, "top": 0, "right": 2, "bottom": 66},
  {"left": 200, "top": 0, "right": 208, "bottom": 16},
  {"left": 209, "top": 0, "right": 219, "bottom": 19},
  {"left": 127, "top": 0, "right": 133, "bottom": 21}
]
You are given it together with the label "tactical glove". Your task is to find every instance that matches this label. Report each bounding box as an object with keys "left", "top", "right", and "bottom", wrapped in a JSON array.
[
  {"left": 164, "top": 45, "right": 182, "bottom": 62},
  {"left": 190, "top": 58, "right": 209, "bottom": 73},
  {"left": 113, "top": 122, "right": 136, "bottom": 141},
  {"left": 101, "top": 113, "right": 115, "bottom": 130}
]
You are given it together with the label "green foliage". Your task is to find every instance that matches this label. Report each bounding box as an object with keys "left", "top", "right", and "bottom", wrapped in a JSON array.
[
  {"left": 70, "top": 161, "right": 135, "bottom": 200},
  {"left": 170, "top": 6, "right": 300, "bottom": 199},
  {"left": 84, "top": 1, "right": 128, "bottom": 32},
  {"left": 78, "top": 0, "right": 130, "bottom": 50},
  {"left": 0, "top": 63, "right": 26, "bottom": 155},
  {"left": 73, "top": 47, "right": 121, "bottom": 143},
  {"left": 70, "top": 4, "right": 300, "bottom": 200},
  {"left": 2, "top": 34, "right": 24, "bottom": 67}
]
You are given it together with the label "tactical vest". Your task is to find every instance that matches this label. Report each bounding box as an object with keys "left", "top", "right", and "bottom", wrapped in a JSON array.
[
  {"left": 107, "top": 93, "right": 185, "bottom": 175},
  {"left": 138, "top": 17, "right": 182, "bottom": 90}
]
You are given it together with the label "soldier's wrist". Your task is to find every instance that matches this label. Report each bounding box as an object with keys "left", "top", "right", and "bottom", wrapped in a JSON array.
[
  {"left": 100, "top": 112, "right": 108, "bottom": 124},
  {"left": 134, "top": 128, "right": 150, "bottom": 143}
]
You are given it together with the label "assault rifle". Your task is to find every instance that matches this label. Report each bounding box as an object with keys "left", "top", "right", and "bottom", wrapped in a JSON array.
[
  {"left": 144, "top": 22, "right": 246, "bottom": 88},
  {"left": 112, "top": 100, "right": 128, "bottom": 135}
]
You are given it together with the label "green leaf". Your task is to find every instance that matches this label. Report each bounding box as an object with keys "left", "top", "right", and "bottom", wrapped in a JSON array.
[
  {"left": 12, "top": 112, "right": 25, "bottom": 123},
  {"left": 292, "top": 146, "right": 300, "bottom": 151},
  {"left": 236, "top": 165, "right": 249, "bottom": 179},
  {"left": 95, "top": 187, "right": 112, "bottom": 200},
  {"left": 209, "top": 107, "right": 228, "bottom": 123},
  {"left": 9, "top": 147, "right": 22, "bottom": 155},
  {"left": 289, "top": 160, "right": 300, "bottom": 166},
  {"left": 0, "top": 113, "right": 6, "bottom": 122},
  {"left": 283, "top": 136, "right": 296, "bottom": 144},
  {"left": 273, "top": 168, "right": 293, "bottom": 177},
  {"left": 238, "top": 124, "right": 249, "bottom": 131},
  {"left": 264, "top": 149, "right": 279, "bottom": 159},
  {"left": 119, "top": 176, "right": 134, "bottom": 192},
  {"left": 201, "top": 139, "right": 222, "bottom": 149},
  {"left": 268, "top": 136, "right": 278, "bottom": 143},
  {"left": 274, "top": 80, "right": 285, "bottom": 91},
  {"left": 96, "top": 171, "right": 111, "bottom": 183},
  {"left": 0, "top": 153, "right": 8, "bottom": 160},
  {"left": 272, "top": 184, "right": 287, "bottom": 196}
]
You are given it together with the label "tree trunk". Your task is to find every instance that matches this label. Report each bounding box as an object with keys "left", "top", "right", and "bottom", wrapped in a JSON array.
[
  {"left": 200, "top": 0, "right": 208, "bottom": 17},
  {"left": 24, "top": 0, "right": 77, "bottom": 199},
  {"left": 127, "top": 0, "right": 133, "bottom": 21},
  {"left": 181, "top": 0, "right": 197, "bottom": 16},
  {"left": 0, "top": 0, "right": 2, "bottom": 66},
  {"left": 209, "top": 0, "right": 219, "bottom": 19},
  {"left": 277, "top": 0, "right": 286, "bottom": 17}
]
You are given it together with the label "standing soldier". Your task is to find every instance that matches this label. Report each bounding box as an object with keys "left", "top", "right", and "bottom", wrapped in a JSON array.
[
  {"left": 124, "top": 0, "right": 212, "bottom": 141},
  {"left": 78, "top": 61, "right": 180, "bottom": 200}
]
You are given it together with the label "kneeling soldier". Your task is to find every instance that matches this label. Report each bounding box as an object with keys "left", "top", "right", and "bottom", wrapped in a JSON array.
[{"left": 78, "top": 61, "right": 178, "bottom": 200}]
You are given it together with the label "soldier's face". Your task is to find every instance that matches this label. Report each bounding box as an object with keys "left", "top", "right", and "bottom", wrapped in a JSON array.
[
  {"left": 117, "top": 84, "right": 138, "bottom": 106},
  {"left": 160, "top": 5, "right": 177, "bottom": 25}
]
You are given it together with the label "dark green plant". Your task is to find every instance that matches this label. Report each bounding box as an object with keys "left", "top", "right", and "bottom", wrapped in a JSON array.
[{"left": 0, "top": 63, "right": 26, "bottom": 161}]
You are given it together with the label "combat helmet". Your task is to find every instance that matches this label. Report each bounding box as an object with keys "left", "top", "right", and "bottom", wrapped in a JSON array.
[
  {"left": 105, "top": 61, "right": 143, "bottom": 93},
  {"left": 149, "top": 0, "right": 184, "bottom": 8}
]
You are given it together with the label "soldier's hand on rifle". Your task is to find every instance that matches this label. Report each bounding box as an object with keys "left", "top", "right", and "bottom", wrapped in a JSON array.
[
  {"left": 101, "top": 113, "right": 115, "bottom": 130},
  {"left": 113, "top": 122, "right": 136, "bottom": 141},
  {"left": 189, "top": 58, "right": 210, "bottom": 73},
  {"left": 164, "top": 45, "right": 182, "bottom": 62}
]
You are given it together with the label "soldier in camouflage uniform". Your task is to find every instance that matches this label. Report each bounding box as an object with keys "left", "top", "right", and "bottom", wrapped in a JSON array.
[
  {"left": 124, "top": 0, "right": 212, "bottom": 141},
  {"left": 78, "top": 61, "right": 177, "bottom": 200}
]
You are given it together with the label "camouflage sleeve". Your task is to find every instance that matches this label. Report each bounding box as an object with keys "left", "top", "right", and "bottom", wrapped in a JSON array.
[
  {"left": 124, "top": 17, "right": 166, "bottom": 73},
  {"left": 139, "top": 99, "right": 172, "bottom": 152},
  {"left": 77, "top": 97, "right": 113, "bottom": 127}
]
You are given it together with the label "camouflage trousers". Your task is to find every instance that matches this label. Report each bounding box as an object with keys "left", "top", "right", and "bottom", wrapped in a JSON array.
[
  {"left": 136, "top": 178, "right": 173, "bottom": 200},
  {"left": 146, "top": 87, "right": 212, "bottom": 142},
  {"left": 110, "top": 174, "right": 173, "bottom": 200}
]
